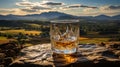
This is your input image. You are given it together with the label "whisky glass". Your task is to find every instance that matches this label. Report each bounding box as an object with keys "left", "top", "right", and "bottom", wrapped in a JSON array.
[{"left": 50, "top": 20, "right": 79, "bottom": 54}]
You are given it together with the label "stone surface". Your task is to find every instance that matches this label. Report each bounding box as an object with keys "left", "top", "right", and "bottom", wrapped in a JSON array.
[
  {"left": 9, "top": 44, "right": 120, "bottom": 67},
  {"left": 4, "top": 57, "right": 14, "bottom": 66},
  {"left": 0, "top": 42, "right": 20, "bottom": 67},
  {"left": 0, "top": 53, "right": 6, "bottom": 58}
]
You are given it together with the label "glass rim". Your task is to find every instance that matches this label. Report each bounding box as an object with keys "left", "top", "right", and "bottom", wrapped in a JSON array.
[{"left": 50, "top": 20, "right": 79, "bottom": 23}]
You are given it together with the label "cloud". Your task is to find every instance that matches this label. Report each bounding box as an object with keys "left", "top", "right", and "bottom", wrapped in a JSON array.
[
  {"left": 0, "top": 8, "right": 27, "bottom": 15},
  {"left": 22, "top": 0, "right": 28, "bottom": 1},
  {"left": 0, "top": 9, "right": 15, "bottom": 13},
  {"left": 108, "top": 5, "right": 120, "bottom": 10},
  {"left": 21, "top": 8, "right": 37, "bottom": 12},
  {"left": 16, "top": 0, "right": 60, "bottom": 11},
  {"left": 68, "top": 4, "right": 97, "bottom": 9},
  {"left": 20, "top": 6, "right": 51, "bottom": 13},
  {"left": 100, "top": 5, "right": 120, "bottom": 10},
  {"left": 68, "top": 4, "right": 81, "bottom": 8},
  {"left": 83, "top": 8, "right": 94, "bottom": 12},
  {"left": 80, "top": 5, "right": 97, "bottom": 9},
  {"left": 1, "top": 0, "right": 119, "bottom": 16},
  {"left": 82, "top": 8, "right": 100, "bottom": 16},
  {"left": 99, "top": 5, "right": 120, "bottom": 16},
  {"left": 43, "top": 2, "right": 64, "bottom": 5},
  {"left": 31, "top": 6, "right": 51, "bottom": 10},
  {"left": 16, "top": 1, "right": 34, "bottom": 7},
  {"left": 69, "top": 5, "right": 120, "bottom": 16}
]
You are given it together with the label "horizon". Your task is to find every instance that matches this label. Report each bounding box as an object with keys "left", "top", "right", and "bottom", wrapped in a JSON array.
[
  {"left": 0, "top": 11, "right": 119, "bottom": 17},
  {"left": 0, "top": 0, "right": 120, "bottom": 16}
]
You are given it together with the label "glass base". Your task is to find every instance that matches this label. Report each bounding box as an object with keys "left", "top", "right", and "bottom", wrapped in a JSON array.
[
  {"left": 52, "top": 48, "right": 77, "bottom": 54},
  {"left": 52, "top": 52, "right": 78, "bottom": 66}
]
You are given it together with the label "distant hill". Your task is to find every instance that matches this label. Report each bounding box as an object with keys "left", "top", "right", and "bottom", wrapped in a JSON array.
[
  {"left": 112, "top": 15, "right": 120, "bottom": 20},
  {"left": 25, "top": 11, "right": 74, "bottom": 20},
  {"left": 0, "top": 11, "right": 76, "bottom": 20},
  {"left": 78, "top": 14, "right": 120, "bottom": 20},
  {"left": 94, "top": 15, "right": 111, "bottom": 20},
  {"left": 0, "top": 11, "right": 120, "bottom": 20}
]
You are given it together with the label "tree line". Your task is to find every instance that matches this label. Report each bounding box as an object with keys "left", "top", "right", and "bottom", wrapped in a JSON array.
[{"left": 0, "top": 20, "right": 120, "bottom": 35}]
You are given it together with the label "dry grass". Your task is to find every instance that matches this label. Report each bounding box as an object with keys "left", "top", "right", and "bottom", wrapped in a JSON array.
[
  {"left": 79, "top": 37, "right": 110, "bottom": 44},
  {"left": 0, "top": 36, "right": 9, "bottom": 44},
  {"left": 0, "top": 29, "right": 41, "bottom": 35},
  {"left": 27, "top": 23, "right": 41, "bottom": 27},
  {"left": 79, "top": 37, "right": 89, "bottom": 40}
]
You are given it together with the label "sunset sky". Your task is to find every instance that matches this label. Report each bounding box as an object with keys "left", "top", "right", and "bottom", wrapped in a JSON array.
[{"left": 0, "top": 0, "right": 120, "bottom": 16}]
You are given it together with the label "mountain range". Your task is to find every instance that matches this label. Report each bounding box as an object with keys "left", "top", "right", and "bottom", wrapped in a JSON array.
[{"left": 0, "top": 11, "right": 120, "bottom": 20}]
